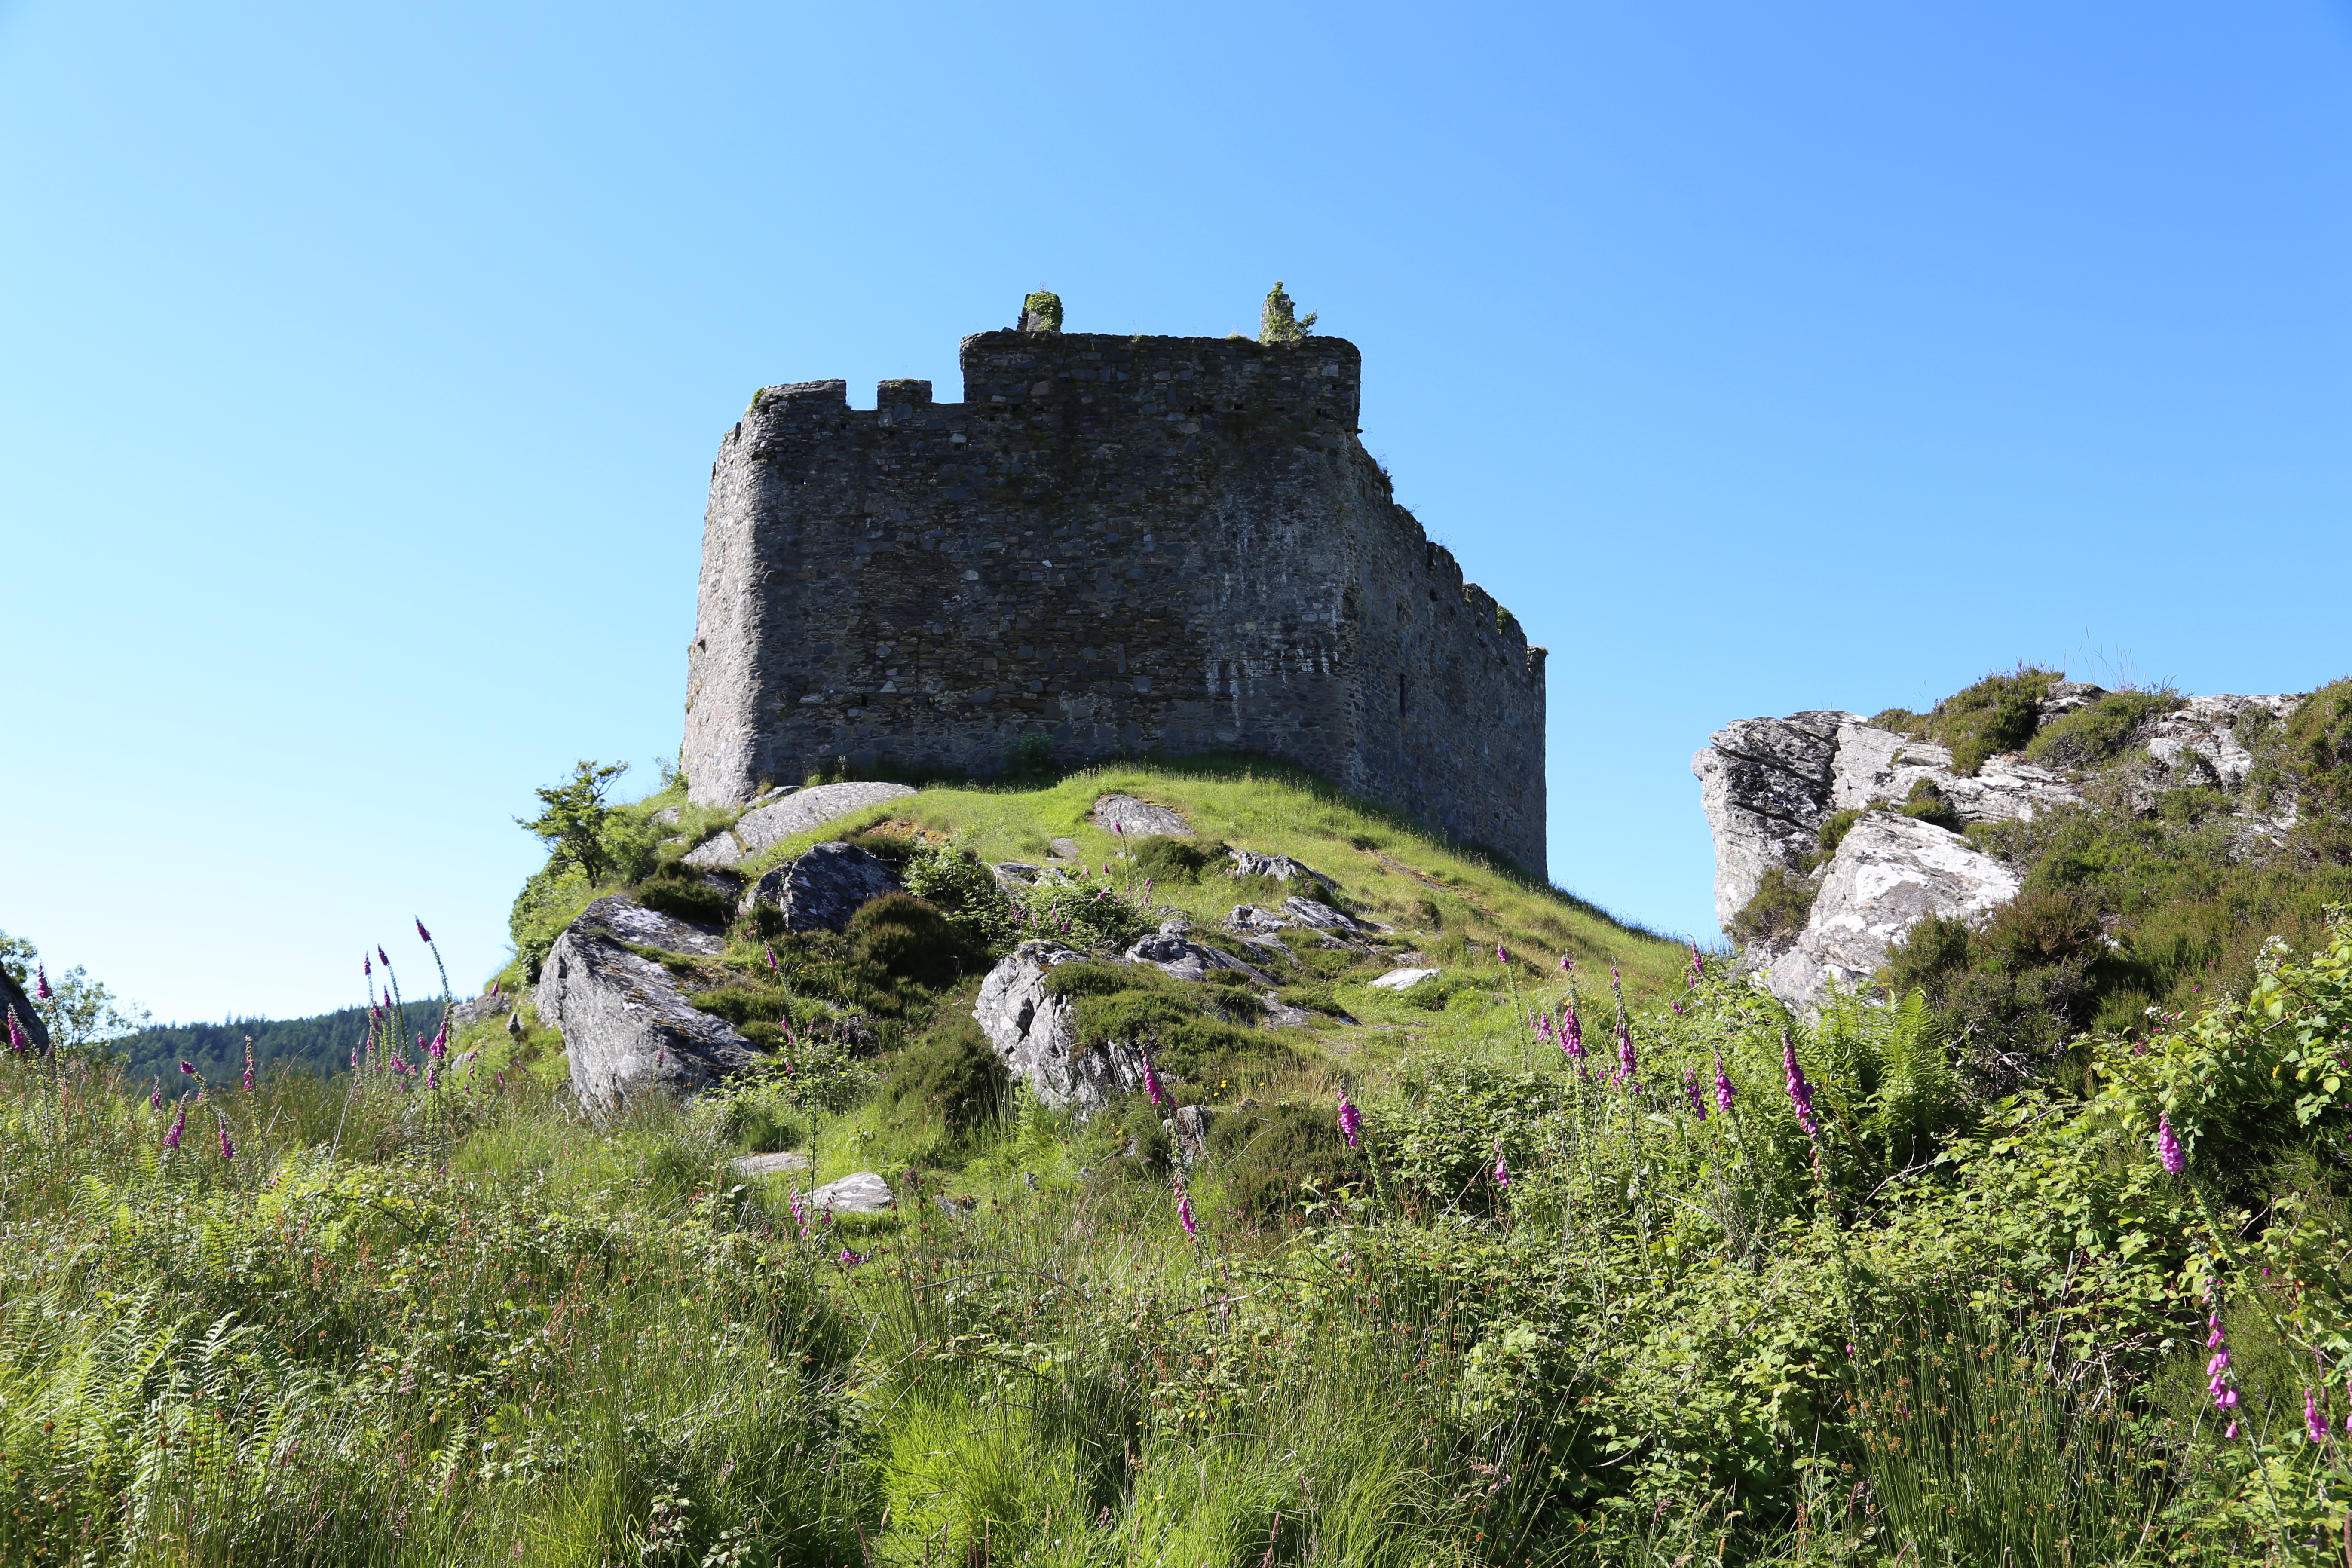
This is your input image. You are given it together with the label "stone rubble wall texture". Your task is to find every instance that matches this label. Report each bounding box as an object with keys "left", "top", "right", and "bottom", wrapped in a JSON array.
[{"left": 681, "top": 330, "right": 1547, "bottom": 873}]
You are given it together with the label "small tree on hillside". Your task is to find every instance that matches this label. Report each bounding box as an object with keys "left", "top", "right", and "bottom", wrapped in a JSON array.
[
  {"left": 1259, "top": 281, "right": 1317, "bottom": 345},
  {"left": 518, "top": 760, "right": 629, "bottom": 884}
]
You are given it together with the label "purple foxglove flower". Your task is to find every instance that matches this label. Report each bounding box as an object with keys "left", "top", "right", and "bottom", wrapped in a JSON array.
[
  {"left": 1683, "top": 1067, "right": 1707, "bottom": 1121},
  {"left": 415, "top": 918, "right": 432, "bottom": 943},
  {"left": 1612, "top": 1020, "right": 1638, "bottom": 1088},
  {"left": 180, "top": 1060, "right": 196, "bottom": 1076},
  {"left": 1337, "top": 1088, "right": 1362, "bottom": 1148},
  {"left": 1560, "top": 1004, "right": 1584, "bottom": 1062},
  {"left": 350, "top": 1044, "right": 359, "bottom": 1070},
  {"left": 1558, "top": 955, "right": 1571, "bottom": 972},
  {"left": 377, "top": 947, "right": 391, "bottom": 968},
  {"left": 491, "top": 981, "right": 501, "bottom": 997},
  {"left": 1142, "top": 1053, "right": 1165, "bottom": 1107},
  {"left": 1713, "top": 1050, "right": 1735, "bottom": 1115},
  {"left": 1176, "top": 1181, "right": 1197, "bottom": 1237},
  {"left": 2309, "top": 1389, "right": 2328, "bottom": 1444},
  {"left": 765, "top": 944, "right": 780, "bottom": 974},
  {"left": 1783, "top": 1033, "right": 1819, "bottom": 1139},
  {"left": 163, "top": 1103, "right": 185, "bottom": 1151},
  {"left": 787, "top": 1184, "right": 808, "bottom": 1235},
  {"left": 1671, "top": 1001, "right": 1684, "bottom": 1016},
  {"left": 34, "top": 965, "right": 51, "bottom": 1002},
  {"left": 2157, "top": 1114, "right": 2184, "bottom": 1175},
  {"left": 1687, "top": 941, "right": 1705, "bottom": 983},
  {"left": 425, "top": 1064, "right": 438, "bottom": 1091},
  {"left": 150, "top": 1082, "right": 163, "bottom": 1111},
  {"left": 1491, "top": 1140, "right": 1510, "bottom": 1188},
  {"left": 837, "top": 1248, "right": 869, "bottom": 1267},
  {"left": 655, "top": 1049, "right": 665, "bottom": 1069},
  {"left": 217, "top": 1115, "right": 235, "bottom": 1163},
  {"left": 5, "top": 1009, "right": 24, "bottom": 1051},
  {"left": 364, "top": 952, "right": 372, "bottom": 977},
  {"left": 1495, "top": 943, "right": 1508, "bottom": 967},
  {"left": 429, "top": 1023, "right": 447, "bottom": 1060}
]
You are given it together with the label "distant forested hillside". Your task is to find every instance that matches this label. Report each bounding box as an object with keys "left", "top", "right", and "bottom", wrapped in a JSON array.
[{"left": 113, "top": 996, "right": 453, "bottom": 1092}]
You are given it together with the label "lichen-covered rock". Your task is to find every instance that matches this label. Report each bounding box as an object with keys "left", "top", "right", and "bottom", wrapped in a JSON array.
[
  {"left": 0, "top": 968, "right": 49, "bottom": 1051},
  {"left": 1370, "top": 967, "right": 1440, "bottom": 990},
  {"left": 972, "top": 940, "right": 1147, "bottom": 1112},
  {"left": 1690, "top": 711, "right": 1853, "bottom": 931},
  {"left": 1125, "top": 928, "right": 1274, "bottom": 986},
  {"left": 808, "top": 1171, "right": 894, "bottom": 1213},
  {"left": 1760, "top": 815, "right": 2021, "bottom": 1008},
  {"left": 450, "top": 991, "right": 511, "bottom": 1031},
  {"left": 1228, "top": 849, "right": 1335, "bottom": 891},
  {"left": 1166, "top": 1103, "right": 1213, "bottom": 1166},
  {"left": 1225, "top": 904, "right": 1289, "bottom": 934},
  {"left": 1093, "top": 794, "right": 1192, "bottom": 838},
  {"left": 1280, "top": 896, "right": 1370, "bottom": 935},
  {"left": 538, "top": 896, "right": 758, "bottom": 1114},
  {"left": 738, "top": 841, "right": 904, "bottom": 933},
  {"left": 683, "top": 781, "right": 917, "bottom": 868}
]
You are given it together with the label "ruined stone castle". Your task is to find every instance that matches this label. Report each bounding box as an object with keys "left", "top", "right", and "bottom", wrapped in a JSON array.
[{"left": 679, "top": 324, "right": 1548, "bottom": 872}]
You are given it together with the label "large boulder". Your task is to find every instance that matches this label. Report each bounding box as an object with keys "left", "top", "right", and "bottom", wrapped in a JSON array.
[
  {"left": 685, "top": 781, "right": 917, "bottom": 869},
  {"left": 537, "top": 896, "right": 759, "bottom": 1113},
  {"left": 739, "top": 841, "right": 903, "bottom": 932},
  {"left": 1759, "top": 815, "right": 2022, "bottom": 1008},
  {"left": 972, "top": 940, "right": 1148, "bottom": 1112},
  {"left": 0, "top": 968, "right": 49, "bottom": 1050},
  {"left": 1092, "top": 794, "right": 1192, "bottom": 838},
  {"left": 1125, "top": 924, "right": 1275, "bottom": 986},
  {"left": 1228, "top": 848, "right": 1336, "bottom": 892}
]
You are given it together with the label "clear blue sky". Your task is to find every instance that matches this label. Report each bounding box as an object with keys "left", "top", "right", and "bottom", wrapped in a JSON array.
[{"left": 4, "top": 2, "right": 2348, "bottom": 1023}]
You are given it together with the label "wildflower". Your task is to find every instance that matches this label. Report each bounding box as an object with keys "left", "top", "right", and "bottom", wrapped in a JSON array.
[
  {"left": 34, "top": 965, "right": 51, "bottom": 1001},
  {"left": 1338, "top": 1088, "right": 1362, "bottom": 1147},
  {"left": 1558, "top": 954, "right": 1572, "bottom": 972},
  {"left": 150, "top": 1081, "right": 163, "bottom": 1112},
  {"left": 1496, "top": 943, "right": 1508, "bottom": 967},
  {"left": 1713, "top": 1049, "right": 1735, "bottom": 1115},
  {"left": 2206, "top": 1292, "right": 2241, "bottom": 1419},
  {"left": 4, "top": 1009, "right": 24, "bottom": 1051},
  {"left": 765, "top": 943, "right": 780, "bottom": 974},
  {"left": 179, "top": 1060, "right": 196, "bottom": 1076},
  {"left": 242, "top": 1038, "right": 255, "bottom": 1093},
  {"left": 1175, "top": 1179, "right": 1197, "bottom": 1237},
  {"left": 377, "top": 946, "right": 391, "bottom": 968},
  {"left": 163, "top": 1102, "right": 186, "bottom": 1152},
  {"left": 1682, "top": 1067, "right": 1707, "bottom": 1121},
  {"left": 428, "top": 1023, "right": 447, "bottom": 1060},
  {"left": 1783, "top": 1033, "right": 1820, "bottom": 1139},
  {"left": 425, "top": 1064, "right": 438, "bottom": 1091},
  {"left": 2309, "top": 1389, "right": 2328, "bottom": 1444},
  {"left": 836, "top": 1248, "right": 869, "bottom": 1268},
  {"left": 364, "top": 952, "right": 372, "bottom": 978},
  {"left": 217, "top": 1114, "right": 236, "bottom": 1163},
  {"left": 1492, "top": 1139, "right": 1510, "bottom": 1188},
  {"left": 1142, "top": 1052, "right": 1165, "bottom": 1108},
  {"left": 787, "top": 1184, "right": 809, "bottom": 1237},
  {"left": 415, "top": 918, "right": 432, "bottom": 943},
  {"left": 655, "top": 1049, "right": 665, "bottom": 1069},
  {"left": 1612, "top": 1020, "right": 1638, "bottom": 1088},
  {"left": 2156, "top": 1113, "right": 2184, "bottom": 1175},
  {"left": 1687, "top": 941, "right": 1705, "bottom": 984}
]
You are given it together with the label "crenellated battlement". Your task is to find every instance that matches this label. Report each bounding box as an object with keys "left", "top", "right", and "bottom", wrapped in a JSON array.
[{"left": 681, "top": 327, "right": 1546, "bottom": 872}]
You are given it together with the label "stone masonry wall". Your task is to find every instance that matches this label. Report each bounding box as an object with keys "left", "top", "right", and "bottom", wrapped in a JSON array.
[{"left": 681, "top": 330, "right": 1547, "bottom": 872}]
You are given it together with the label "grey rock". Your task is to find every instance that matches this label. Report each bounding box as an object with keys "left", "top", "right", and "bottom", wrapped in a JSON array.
[
  {"left": 972, "top": 940, "right": 1148, "bottom": 1112},
  {"left": 1280, "top": 896, "right": 1369, "bottom": 934},
  {"left": 450, "top": 991, "right": 511, "bottom": 1030},
  {"left": 1093, "top": 794, "right": 1192, "bottom": 838},
  {"left": 1124, "top": 930, "right": 1275, "bottom": 986},
  {"left": 1225, "top": 903, "right": 1290, "bottom": 934},
  {"left": 738, "top": 841, "right": 904, "bottom": 933},
  {"left": 808, "top": 1171, "right": 894, "bottom": 1213},
  {"left": 733, "top": 781, "right": 917, "bottom": 856},
  {"left": 1167, "top": 1103, "right": 1214, "bottom": 1166},
  {"left": 1761, "top": 815, "right": 2021, "bottom": 1008},
  {"left": 650, "top": 805, "right": 681, "bottom": 827},
  {"left": 730, "top": 1151, "right": 811, "bottom": 1179},
  {"left": 1830, "top": 725, "right": 2077, "bottom": 824},
  {"left": 1258, "top": 993, "right": 1317, "bottom": 1026},
  {"left": 1048, "top": 837, "right": 1082, "bottom": 860},
  {"left": 681, "top": 831, "right": 746, "bottom": 870},
  {"left": 2142, "top": 695, "right": 2300, "bottom": 791},
  {"left": 0, "top": 968, "right": 48, "bottom": 1051},
  {"left": 1228, "top": 849, "right": 1336, "bottom": 891},
  {"left": 1155, "top": 916, "right": 1195, "bottom": 937},
  {"left": 1370, "top": 967, "right": 1441, "bottom": 991},
  {"left": 994, "top": 861, "right": 1045, "bottom": 887},
  {"left": 746, "top": 784, "right": 800, "bottom": 808},
  {"left": 538, "top": 896, "right": 760, "bottom": 1115},
  {"left": 1690, "top": 711, "right": 1853, "bottom": 931}
]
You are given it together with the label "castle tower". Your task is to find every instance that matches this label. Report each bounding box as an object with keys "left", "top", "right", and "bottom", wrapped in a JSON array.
[{"left": 681, "top": 328, "right": 1548, "bottom": 872}]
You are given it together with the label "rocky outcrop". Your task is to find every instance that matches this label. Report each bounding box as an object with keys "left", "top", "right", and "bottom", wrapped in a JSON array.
[
  {"left": 1125, "top": 923, "right": 1276, "bottom": 986},
  {"left": 1228, "top": 849, "right": 1336, "bottom": 892},
  {"left": 1, "top": 969, "right": 49, "bottom": 1050},
  {"left": 1758, "top": 816, "right": 2021, "bottom": 1008},
  {"left": 972, "top": 941, "right": 1148, "bottom": 1111},
  {"left": 538, "top": 896, "right": 759, "bottom": 1113},
  {"left": 808, "top": 1171, "right": 895, "bottom": 1213},
  {"left": 450, "top": 990, "right": 511, "bottom": 1031},
  {"left": 739, "top": 841, "right": 903, "bottom": 932},
  {"left": 1092, "top": 795, "right": 1191, "bottom": 838},
  {"left": 684, "top": 781, "right": 917, "bottom": 870},
  {"left": 1371, "top": 967, "right": 1440, "bottom": 990}
]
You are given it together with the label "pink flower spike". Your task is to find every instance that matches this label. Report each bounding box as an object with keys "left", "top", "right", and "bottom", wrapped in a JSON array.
[
  {"left": 1713, "top": 1049, "right": 1736, "bottom": 1115},
  {"left": 1176, "top": 1181, "right": 1197, "bottom": 1237},
  {"left": 1337, "top": 1088, "right": 1362, "bottom": 1148},
  {"left": 1496, "top": 943, "right": 1508, "bottom": 966},
  {"left": 217, "top": 1114, "right": 235, "bottom": 1163},
  {"left": 415, "top": 918, "right": 432, "bottom": 943},
  {"left": 163, "top": 1103, "right": 185, "bottom": 1151},
  {"left": 364, "top": 952, "right": 372, "bottom": 977},
  {"left": 377, "top": 947, "right": 391, "bottom": 968},
  {"left": 1142, "top": 1053, "right": 1165, "bottom": 1108},
  {"left": 4, "top": 1010, "right": 24, "bottom": 1051},
  {"left": 2308, "top": 1389, "right": 2328, "bottom": 1444},
  {"left": 1492, "top": 1139, "right": 1510, "bottom": 1188},
  {"left": 179, "top": 1060, "right": 196, "bottom": 1076},
  {"left": 34, "top": 965, "right": 51, "bottom": 1002},
  {"left": 2157, "top": 1113, "right": 2185, "bottom": 1175}
]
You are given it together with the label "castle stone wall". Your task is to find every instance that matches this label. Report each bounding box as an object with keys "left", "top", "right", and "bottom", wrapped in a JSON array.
[{"left": 681, "top": 330, "right": 1547, "bottom": 872}]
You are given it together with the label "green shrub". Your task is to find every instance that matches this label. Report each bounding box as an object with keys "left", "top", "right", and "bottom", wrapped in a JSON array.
[
  {"left": 841, "top": 827, "right": 922, "bottom": 866},
  {"left": 2025, "top": 689, "right": 2181, "bottom": 769},
  {"left": 1815, "top": 808, "right": 1865, "bottom": 861},
  {"left": 1728, "top": 865, "right": 1818, "bottom": 947},
  {"left": 2284, "top": 676, "right": 2352, "bottom": 808},
  {"left": 635, "top": 862, "right": 736, "bottom": 925},
  {"left": 848, "top": 894, "right": 962, "bottom": 984},
  {"left": 1928, "top": 667, "right": 2060, "bottom": 775},
  {"left": 1206, "top": 1101, "right": 1362, "bottom": 1221},
  {"left": 1900, "top": 779, "right": 1963, "bottom": 833},
  {"left": 1128, "top": 835, "right": 1222, "bottom": 883},
  {"left": 882, "top": 1017, "right": 1008, "bottom": 1136}
]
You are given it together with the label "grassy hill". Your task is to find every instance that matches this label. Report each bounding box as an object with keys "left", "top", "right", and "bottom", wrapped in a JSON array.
[{"left": 3, "top": 761, "right": 2347, "bottom": 1564}]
